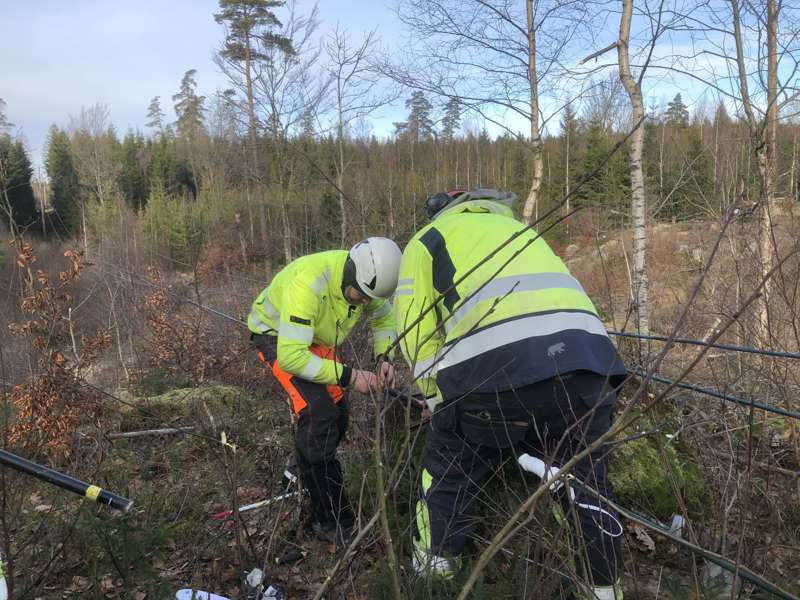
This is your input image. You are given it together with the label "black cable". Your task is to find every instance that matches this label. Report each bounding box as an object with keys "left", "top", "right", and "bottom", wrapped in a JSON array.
[
  {"left": 610, "top": 330, "right": 800, "bottom": 361},
  {"left": 629, "top": 370, "right": 800, "bottom": 420},
  {"left": 575, "top": 482, "right": 800, "bottom": 600}
]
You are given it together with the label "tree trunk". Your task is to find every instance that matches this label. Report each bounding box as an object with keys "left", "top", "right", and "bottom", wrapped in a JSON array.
[
  {"left": 336, "top": 84, "right": 348, "bottom": 247},
  {"left": 758, "top": 0, "right": 778, "bottom": 343},
  {"left": 731, "top": 0, "right": 777, "bottom": 344},
  {"left": 521, "top": 0, "right": 544, "bottom": 225},
  {"left": 790, "top": 128, "right": 797, "bottom": 203},
  {"left": 387, "top": 169, "right": 395, "bottom": 237},
  {"left": 659, "top": 121, "right": 665, "bottom": 203},
  {"left": 618, "top": 0, "right": 650, "bottom": 339}
]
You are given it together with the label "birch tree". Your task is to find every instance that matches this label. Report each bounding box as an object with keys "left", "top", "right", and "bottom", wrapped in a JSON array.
[
  {"left": 677, "top": 0, "right": 800, "bottom": 344},
  {"left": 386, "top": 0, "right": 593, "bottom": 222},
  {"left": 324, "top": 26, "right": 391, "bottom": 245},
  {"left": 618, "top": 0, "right": 650, "bottom": 337}
]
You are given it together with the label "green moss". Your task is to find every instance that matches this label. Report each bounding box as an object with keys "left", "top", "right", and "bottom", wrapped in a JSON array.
[
  {"left": 610, "top": 437, "right": 707, "bottom": 521},
  {"left": 114, "top": 383, "right": 251, "bottom": 434}
]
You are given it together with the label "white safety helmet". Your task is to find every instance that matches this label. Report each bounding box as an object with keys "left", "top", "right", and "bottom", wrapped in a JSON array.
[{"left": 347, "top": 237, "right": 402, "bottom": 299}]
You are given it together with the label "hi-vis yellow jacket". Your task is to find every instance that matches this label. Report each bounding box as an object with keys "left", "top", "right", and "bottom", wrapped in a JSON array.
[
  {"left": 393, "top": 197, "right": 626, "bottom": 403},
  {"left": 248, "top": 250, "right": 396, "bottom": 385}
]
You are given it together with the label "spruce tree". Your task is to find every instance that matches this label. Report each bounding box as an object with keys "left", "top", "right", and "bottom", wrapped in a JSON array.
[
  {"left": 116, "top": 132, "right": 148, "bottom": 211},
  {"left": 146, "top": 96, "right": 166, "bottom": 135},
  {"left": 173, "top": 70, "right": 207, "bottom": 140},
  {"left": 0, "top": 98, "right": 12, "bottom": 133},
  {"left": 0, "top": 137, "right": 37, "bottom": 230},
  {"left": 665, "top": 93, "right": 689, "bottom": 128},
  {"left": 684, "top": 130, "right": 714, "bottom": 217},
  {"left": 45, "top": 126, "right": 81, "bottom": 234},
  {"left": 558, "top": 103, "right": 580, "bottom": 193}
]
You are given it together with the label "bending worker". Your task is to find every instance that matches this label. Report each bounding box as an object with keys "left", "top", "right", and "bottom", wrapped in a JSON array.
[
  {"left": 248, "top": 237, "right": 401, "bottom": 544},
  {"left": 394, "top": 189, "right": 627, "bottom": 599}
]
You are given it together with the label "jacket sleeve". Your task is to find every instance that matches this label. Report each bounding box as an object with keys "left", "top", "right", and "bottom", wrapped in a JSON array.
[
  {"left": 276, "top": 277, "right": 344, "bottom": 385},
  {"left": 393, "top": 238, "right": 444, "bottom": 402},
  {"left": 365, "top": 298, "right": 397, "bottom": 360}
]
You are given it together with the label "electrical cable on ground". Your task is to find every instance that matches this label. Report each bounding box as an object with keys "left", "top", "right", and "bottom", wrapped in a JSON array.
[
  {"left": 576, "top": 482, "right": 800, "bottom": 600},
  {"left": 629, "top": 370, "right": 800, "bottom": 420},
  {"left": 610, "top": 330, "right": 800, "bottom": 361}
]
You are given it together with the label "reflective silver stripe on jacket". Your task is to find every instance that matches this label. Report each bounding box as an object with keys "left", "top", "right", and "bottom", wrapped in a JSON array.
[
  {"left": 445, "top": 273, "right": 586, "bottom": 333},
  {"left": 311, "top": 270, "right": 331, "bottom": 294},
  {"left": 394, "top": 278, "right": 414, "bottom": 297},
  {"left": 301, "top": 354, "right": 324, "bottom": 379},
  {"left": 248, "top": 310, "right": 272, "bottom": 333},
  {"left": 413, "top": 354, "right": 439, "bottom": 379},
  {"left": 279, "top": 322, "right": 314, "bottom": 344},
  {"left": 249, "top": 291, "right": 279, "bottom": 333},
  {"left": 367, "top": 301, "right": 392, "bottom": 319},
  {"left": 439, "top": 311, "right": 608, "bottom": 371},
  {"left": 373, "top": 329, "right": 397, "bottom": 343}
]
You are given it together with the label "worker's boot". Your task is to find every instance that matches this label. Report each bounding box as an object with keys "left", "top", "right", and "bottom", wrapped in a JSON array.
[
  {"left": 574, "top": 580, "right": 623, "bottom": 600},
  {"left": 411, "top": 544, "right": 456, "bottom": 578}
]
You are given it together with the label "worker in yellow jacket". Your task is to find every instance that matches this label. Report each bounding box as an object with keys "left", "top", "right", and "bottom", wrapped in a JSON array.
[
  {"left": 394, "top": 189, "right": 626, "bottom": 599},
  {"left": 248, "top": 237, "right": 401, "bottom": 544}
]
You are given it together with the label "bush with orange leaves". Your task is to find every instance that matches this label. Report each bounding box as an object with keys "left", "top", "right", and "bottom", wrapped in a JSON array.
[
  {"left": 7, "top": 242, "right": 108, "bottom": 458},
  {"left": 140, "top": 268, "right": 222, "bottom": 383}
]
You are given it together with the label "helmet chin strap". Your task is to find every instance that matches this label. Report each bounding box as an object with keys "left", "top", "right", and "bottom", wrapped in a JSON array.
[{"left": 341, "top": 257, "right": 367, "bottom": 302}]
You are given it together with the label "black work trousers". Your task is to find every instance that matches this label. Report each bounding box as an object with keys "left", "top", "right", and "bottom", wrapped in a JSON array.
[
  {"left": 253, "top": 334, "right": 353, "bottom": 528},
  {"left": 417, "top": 371, "right": 623, "bottom": 586}
]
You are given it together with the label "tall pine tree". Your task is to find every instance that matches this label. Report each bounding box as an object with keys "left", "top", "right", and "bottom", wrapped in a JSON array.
[
  {"left": 394, "top": 92, "right": 434, "bottom": 142},
  {"left": 441, "top": 97, "right": 461, "bottom": 142},
  {"left": 215, "top": 0, "right": 292, "bottom": 147}
]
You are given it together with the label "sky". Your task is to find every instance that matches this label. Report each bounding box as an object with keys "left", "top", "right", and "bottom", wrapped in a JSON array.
[
  {"left": 0, "top": 0, "right": 402, "bottom": 169},
  {"left": 0, "top": 1, "right": 755, "bottom": 172}
]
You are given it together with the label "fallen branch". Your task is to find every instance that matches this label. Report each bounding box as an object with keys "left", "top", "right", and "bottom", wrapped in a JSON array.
[{"left": 107, "top": 427, "right": 196, "bottom": 439}]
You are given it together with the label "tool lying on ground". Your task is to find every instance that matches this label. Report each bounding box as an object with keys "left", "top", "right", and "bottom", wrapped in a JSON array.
[
  {"left": 210, "top": 462, "right": 300, "bottom": 520},
  {"left": 0, "top": 449, "right": 133, "bottom": 512},
  {"left": 210, "top": 491, "right": 299, "bottom": 521}
]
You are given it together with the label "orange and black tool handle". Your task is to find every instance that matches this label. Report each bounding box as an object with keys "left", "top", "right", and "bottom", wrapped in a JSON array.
[{"left": 0, "top": 449, "right": 133, "bottom": 512}]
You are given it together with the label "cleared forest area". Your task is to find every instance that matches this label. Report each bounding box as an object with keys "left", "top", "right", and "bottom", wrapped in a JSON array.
[{"left": 1, "top": 0, "right": 799, "bottom": 598}]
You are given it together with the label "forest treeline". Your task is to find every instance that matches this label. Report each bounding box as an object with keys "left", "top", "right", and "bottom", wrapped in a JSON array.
[{"left": 2, "top": 86, "right": 796, "bottom": 272}]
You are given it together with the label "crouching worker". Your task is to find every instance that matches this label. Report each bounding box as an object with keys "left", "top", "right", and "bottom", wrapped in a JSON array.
[
  {"left": 248, "top": 238, "right": 401, "bottom": 544},
  {"left": 394, "top": 189, "right": 627, "bottom": 599}
]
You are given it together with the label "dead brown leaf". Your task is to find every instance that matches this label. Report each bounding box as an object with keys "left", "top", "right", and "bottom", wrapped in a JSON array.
[{"left": 632, "top": 523, "right": 656, "bottom": 553}]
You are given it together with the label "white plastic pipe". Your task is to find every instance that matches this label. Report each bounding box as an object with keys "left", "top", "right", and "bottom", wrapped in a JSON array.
[
  {"left": 517, "top": 453, "right": 622, "bottom": 538},
  {"left": 517, "top": 453, "right": 575, "bottom": 501}
]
